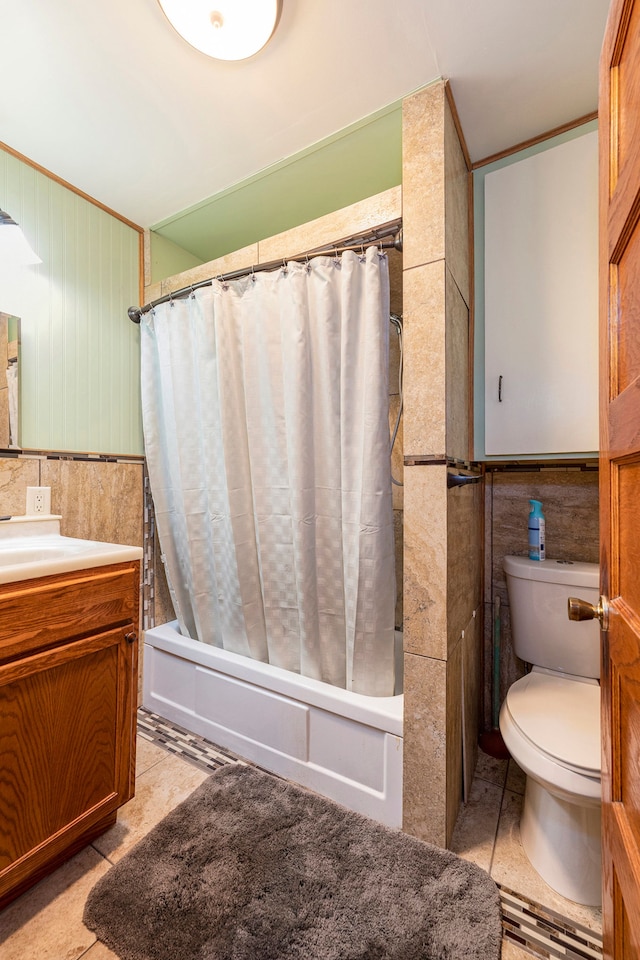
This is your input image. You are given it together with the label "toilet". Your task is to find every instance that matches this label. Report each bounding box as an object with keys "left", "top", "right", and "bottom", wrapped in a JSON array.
[{"left": 499, "top": 555, "right": 602, "bottom": 906}]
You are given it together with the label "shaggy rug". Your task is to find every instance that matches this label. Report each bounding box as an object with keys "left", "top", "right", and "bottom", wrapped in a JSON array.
[{"left": 83, "top": 765, "right": 501, "bottom": 960}]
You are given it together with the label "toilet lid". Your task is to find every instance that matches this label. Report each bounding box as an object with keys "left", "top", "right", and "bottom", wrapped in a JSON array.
[{"left": 505, "top": 671, "right": 601, "bottom": 775}]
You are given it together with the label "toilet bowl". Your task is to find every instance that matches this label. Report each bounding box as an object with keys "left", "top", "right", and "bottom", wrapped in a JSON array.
[
  {"left": 499, "top": 556, "right": 602, "bottom": 906},
  {"left": 500, "top": 667, "right": 601, "bottom": 905}
]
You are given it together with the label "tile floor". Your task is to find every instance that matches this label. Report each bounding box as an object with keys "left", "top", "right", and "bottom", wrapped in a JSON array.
[
  {"left": 0, "top": 715, "right": 603, "bottom": 960},
  {"left": 450, "top": 750, "right": 603, "bottom": 959}
]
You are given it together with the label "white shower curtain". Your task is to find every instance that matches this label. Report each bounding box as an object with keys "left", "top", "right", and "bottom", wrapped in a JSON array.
[{"left": 141, "top": 246, "right": 396, "bottom": 695}]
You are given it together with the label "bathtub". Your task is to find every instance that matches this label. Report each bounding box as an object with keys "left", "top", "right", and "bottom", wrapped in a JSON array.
[{"left": 143, "top": 621, "right": 404, "bottom": 827}]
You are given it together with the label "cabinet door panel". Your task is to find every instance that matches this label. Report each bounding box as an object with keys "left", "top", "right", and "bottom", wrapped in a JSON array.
[
  {"left": 484, "top": 130, "right": 599, "bottom": 456},
  {"left": 0, "top": 627, "right": 135, "bottom": 890}
]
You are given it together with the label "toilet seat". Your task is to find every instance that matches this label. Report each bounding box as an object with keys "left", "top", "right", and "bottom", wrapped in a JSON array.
[
  {"left": 505, "top": 669, "right": 601, "bottom": 776},
  {"left": 500, "top": 670, "right": 601, "bottom": 806}
]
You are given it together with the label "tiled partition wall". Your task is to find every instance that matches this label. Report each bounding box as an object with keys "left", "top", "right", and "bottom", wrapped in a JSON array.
[
  {"left": 401, "top": 82, "right": 482, "bottom": 847},
  {"left": 483, "top": 464, "right": 599, "bottom": 729}
]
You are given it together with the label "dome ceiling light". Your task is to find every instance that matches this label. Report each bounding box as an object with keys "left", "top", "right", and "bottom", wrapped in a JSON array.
[{"left": 157, "top": 0, "right": 282, "bottom": 62}]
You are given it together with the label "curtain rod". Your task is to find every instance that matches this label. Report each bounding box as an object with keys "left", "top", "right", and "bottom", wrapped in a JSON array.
[{"left": 128, "top": 223, "right": 402, "bottom": 324}]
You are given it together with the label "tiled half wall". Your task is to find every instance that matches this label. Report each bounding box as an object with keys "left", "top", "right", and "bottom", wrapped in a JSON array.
[{"left": 0, "top": 451, "right": 144, "bottom": 545}]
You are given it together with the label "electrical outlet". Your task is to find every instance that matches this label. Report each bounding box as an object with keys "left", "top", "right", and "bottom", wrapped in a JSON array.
[{"left": 26, "top": 486, "right": 51, "bottom": 515}]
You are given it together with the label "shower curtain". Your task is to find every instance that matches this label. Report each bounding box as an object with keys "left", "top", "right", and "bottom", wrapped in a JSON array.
[{"left": 141, "top": 246, "right": 396, "bottom": 696}]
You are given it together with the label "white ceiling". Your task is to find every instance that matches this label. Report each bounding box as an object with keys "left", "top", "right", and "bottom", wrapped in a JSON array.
[{"left": 0, "top": 0, "right": 610, "bottom": 229}]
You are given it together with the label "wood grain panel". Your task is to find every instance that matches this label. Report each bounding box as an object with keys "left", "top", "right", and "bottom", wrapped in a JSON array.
[
  {"left": 605, "top": 805, "right": 640, "bottom": 951},
  {"left": 0, "top": 640, "right": 118, "bottom": 867},
  {"left": 618, "top": 462, "right": 640, "bottom": 614},
  {"left": 0, "top": 626, "right": 135, "bottom": 903},
  {"left": 616, "top": 225, "right": 640, "bottom": 392},
  {"left": 0, "top": 562, "right": 138, "bottom": 662},
  {"left": 609, "top": 387, "right": 640, "bottom": 460},
  {"left": 616, "top": 1, "right": 640, "bottom": 184},
  {"left": 600, "top": 2, "right": 640, "bottom": 953},
  {"left": 0, "top": 560, "right": 138, "bottom": 908}
]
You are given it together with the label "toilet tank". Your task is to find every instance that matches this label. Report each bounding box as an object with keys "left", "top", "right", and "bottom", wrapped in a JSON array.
[{"left": 503, "top": 556, "right": 601, "bottom": 679}]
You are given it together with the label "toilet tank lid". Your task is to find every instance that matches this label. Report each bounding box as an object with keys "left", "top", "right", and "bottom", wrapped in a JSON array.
[{"left": 503, "top": 555, "right": 599, "bottom": 589}]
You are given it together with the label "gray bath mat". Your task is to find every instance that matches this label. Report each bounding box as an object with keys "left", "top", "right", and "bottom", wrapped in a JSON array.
[{"left": 84, "top": 764, "right": 501, "bottom": 960}]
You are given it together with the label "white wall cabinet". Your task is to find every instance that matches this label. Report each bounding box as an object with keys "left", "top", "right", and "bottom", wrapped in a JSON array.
[{"left": 483, "top": 130, "right": 599, "bottom": 457}]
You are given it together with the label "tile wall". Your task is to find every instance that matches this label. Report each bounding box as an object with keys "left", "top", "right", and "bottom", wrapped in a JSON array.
[
  {"left": 401, "top": 81, "right": 481, "bottom": 846},
  {"left": 0, "top": 452, "right": 144, "bottom": 546},
  {"left": 388, "top": 247, "right": 404, "bottom": 630}
]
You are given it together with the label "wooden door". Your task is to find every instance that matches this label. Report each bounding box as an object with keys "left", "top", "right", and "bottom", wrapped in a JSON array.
[{"left": 600, "top": 1, "right": 640, "bottom": 955}]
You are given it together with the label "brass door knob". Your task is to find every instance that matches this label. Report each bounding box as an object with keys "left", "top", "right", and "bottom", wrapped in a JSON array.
[{"left": 568, "top": 596, "right": 609, "bottom": 631}]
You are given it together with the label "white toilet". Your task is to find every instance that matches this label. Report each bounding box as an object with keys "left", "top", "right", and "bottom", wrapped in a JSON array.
[{"left": 499, "top": 555, "right": 602, "bottom": 906}]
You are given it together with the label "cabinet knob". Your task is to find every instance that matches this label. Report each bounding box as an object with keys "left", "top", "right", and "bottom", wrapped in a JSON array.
[{"left": 125, "top": 631, "right": 137, "bottom": 644}]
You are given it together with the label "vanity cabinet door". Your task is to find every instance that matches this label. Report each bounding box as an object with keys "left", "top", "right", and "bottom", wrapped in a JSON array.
[{"left": 0, "top": 623, "right": 137, "bottom": 905}]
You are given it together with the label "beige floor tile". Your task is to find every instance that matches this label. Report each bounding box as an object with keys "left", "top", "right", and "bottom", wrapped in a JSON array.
[
  {"left": 135, "top": 735, "right": 169, "bottom": 778},
  {"left": 92, "top": 751, "right": 209, "bottom": 864},
  {"left": 505, "top": 760, "right": 526, "bottom": 795},
  {"left": 490, "top": 791, "right": 602, "bottom": 933},
  {"left": 475, "top": 749, "right": 509, "bottom": 787},
  {"left": 501, "top": 938, "right": 534, "bottom": 959},
  {"left": 450, "top": 777, "right": 503, "bottom": 872},
  {"left": 80, "top": 942, "right": 120, "bottom": 959},
  {"left": 0, "top": 846, "right": 110, "bottom": 960}
]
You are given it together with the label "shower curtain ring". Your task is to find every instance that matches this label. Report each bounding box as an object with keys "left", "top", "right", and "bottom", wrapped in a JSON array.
[
  {"left": 281, "top": 259, "right": 288, "bottom": 276},
  {"left": 359, "top": 243, "right": 366, "bottom": 262},
  {"left": 189, "top": 285, "right": 195, "bottom": 299},
  {"left": 250, "top": 265, "right": 256, "bottom": 282}
]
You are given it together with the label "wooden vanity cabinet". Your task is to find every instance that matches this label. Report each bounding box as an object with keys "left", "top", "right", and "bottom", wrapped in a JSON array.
[{"left": 0, "top": 559, "right": 140, "bottom": 908}]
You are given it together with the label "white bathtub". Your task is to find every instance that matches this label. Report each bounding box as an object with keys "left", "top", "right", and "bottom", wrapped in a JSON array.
[{"left": 143, "top": 621, "right": 404, "bottom": 827}]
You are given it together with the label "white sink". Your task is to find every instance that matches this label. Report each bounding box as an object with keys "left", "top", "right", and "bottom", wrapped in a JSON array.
[
  {"left": 0, "top": 544, "right": 70, "bottom": 565},
  {"left": 0, "top": 515, "right": 143, "bottom": 583}
]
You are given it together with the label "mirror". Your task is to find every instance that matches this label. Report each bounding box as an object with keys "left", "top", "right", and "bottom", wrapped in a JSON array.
[{"left": 0, "top": 312, "right": 20, "bottom": 449}]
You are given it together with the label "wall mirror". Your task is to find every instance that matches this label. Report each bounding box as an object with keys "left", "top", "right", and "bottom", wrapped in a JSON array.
[{"left": 0, "top": 312, "right": 20, "bottom": 449}]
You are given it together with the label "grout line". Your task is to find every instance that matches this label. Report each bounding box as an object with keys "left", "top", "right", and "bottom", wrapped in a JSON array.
[
  {"left": 76, "top": 940, "right": 100, "bottom": 959},
  {"left": 487, "top": 770, "right": 507, "bottom": 877}
]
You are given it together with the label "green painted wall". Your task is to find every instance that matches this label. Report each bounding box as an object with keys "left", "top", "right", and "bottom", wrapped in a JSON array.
[
  {"left": 150, "top": 100, "right": 403, "bottom": 279},
  {"left": 151, "top": 232, "right": 203, "bottom": 283},
  {"left": 0, "top": 150, "right": 142, "bottom": 455}
]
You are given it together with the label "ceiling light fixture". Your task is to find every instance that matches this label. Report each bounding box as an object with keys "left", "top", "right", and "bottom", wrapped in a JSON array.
[
  {"left": 0, "top": 209, "right": 41, "bottom": 266},
  {"left": 157, "top": 0, "right": 282, "bottom": 62}
]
